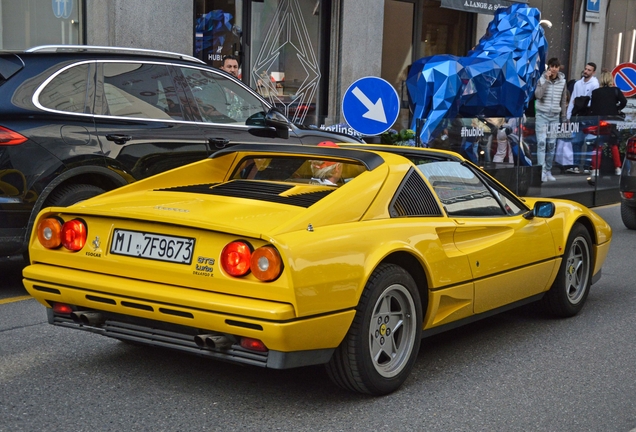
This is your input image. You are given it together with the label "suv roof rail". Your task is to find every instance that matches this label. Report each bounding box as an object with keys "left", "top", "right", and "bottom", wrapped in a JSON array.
[{"left": 25, "top": 45, "right": 206, "bottom": 64}]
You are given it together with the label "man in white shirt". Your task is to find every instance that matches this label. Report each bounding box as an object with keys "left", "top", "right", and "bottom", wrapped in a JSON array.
[
  {"left": 566, "top": 62, "right": 599, "bottom": 174},
  {"left": 567, "top": 62, "right": 599, "bottom": 119}
]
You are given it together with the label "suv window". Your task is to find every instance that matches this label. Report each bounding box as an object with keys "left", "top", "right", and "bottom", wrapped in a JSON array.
[
  {"left": 102, "top": 62, "right": 184, "bottom": 120},
  {"left": 180, "top": 67, "right": 266, "bottom": 124},
  {"left": 39, "top": 64, "right": 89, "bottom": 113}
]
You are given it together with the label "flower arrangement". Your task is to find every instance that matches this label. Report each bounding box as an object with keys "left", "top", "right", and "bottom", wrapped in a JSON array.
[{"left": 379, "top": 128, "right": 416, "bottom": 146}]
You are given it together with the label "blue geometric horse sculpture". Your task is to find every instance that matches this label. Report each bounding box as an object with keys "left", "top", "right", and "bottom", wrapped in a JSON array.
[{"left": 406, "top": 3, "right": 549, "bottom": 144}]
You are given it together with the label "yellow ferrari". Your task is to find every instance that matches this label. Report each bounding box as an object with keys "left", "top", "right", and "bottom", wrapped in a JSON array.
[{"left": 23, "top": 143, "right": 612, "bottom": 395}]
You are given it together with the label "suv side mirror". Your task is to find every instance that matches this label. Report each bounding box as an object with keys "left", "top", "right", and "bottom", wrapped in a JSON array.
[
  {"left": 264, "top": 108, "right": 290, "bottom": 139},
  {"left": 523, "top": 201, "right": 555, "bottom": 219}
]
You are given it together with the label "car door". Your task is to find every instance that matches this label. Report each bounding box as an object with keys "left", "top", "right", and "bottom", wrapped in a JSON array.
[
  {"left": 175, "top": 66, "right": 304, "bottom": 148},
  {"left": 93, "top": 61, "right": 210, "bottom": 180},
  {"left": 418, "top": 161, "right": 557, "bottom": 314}
]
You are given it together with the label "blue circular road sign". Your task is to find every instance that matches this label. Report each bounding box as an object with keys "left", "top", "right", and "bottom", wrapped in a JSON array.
[{"left": 342, "top": 77, "right": 400, "bottom": 136}]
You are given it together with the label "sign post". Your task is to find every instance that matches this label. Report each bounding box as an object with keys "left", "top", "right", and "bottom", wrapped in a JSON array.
[{"left": 342, "top": 77, "right": 400, "bottom": 136}]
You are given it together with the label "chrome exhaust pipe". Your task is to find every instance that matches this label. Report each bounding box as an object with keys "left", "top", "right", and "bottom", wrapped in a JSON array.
[
  {"left": 205, "top": 335, "right": 232, "bottom": 349},
  {"left": 194, "top": 334, "right": 232, "bottom": 349},
  {"left": 194, "top": 334, "right": 210, "bottom": 348},
  {"left": 70, "top": 311, "right": 105, "bottom": 326}
]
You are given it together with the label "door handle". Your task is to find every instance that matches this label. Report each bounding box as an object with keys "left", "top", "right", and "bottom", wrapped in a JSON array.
[
  {"left": 208, "top": 137, "right": 230, "bottom": 148},
  {"left": 105, "top": 134, "right": 133, "bottom": 145}
]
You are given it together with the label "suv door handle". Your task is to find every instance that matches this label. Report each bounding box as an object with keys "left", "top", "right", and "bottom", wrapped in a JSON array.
[
  {"left": 208, "top": 137, "right": 230, "bottom": 148},
  {"left": 106, "top": 134, "right": 133, "bottom": 145}
]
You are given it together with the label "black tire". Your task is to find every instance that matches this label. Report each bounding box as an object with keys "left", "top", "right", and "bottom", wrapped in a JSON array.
[
  {"left": 46, "top": 184, "right": 105, "bottom": 207},
  {"left": 542, "top": 223, "right": 592, "bottom": 317},
  {"left": 621, "top": 200, "right": 636, "bottom": 230},
  {"left": 326, "top": 263, "right": 422, "bottom": 395}
]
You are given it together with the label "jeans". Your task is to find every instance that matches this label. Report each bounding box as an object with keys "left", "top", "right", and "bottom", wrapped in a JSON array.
[{"left": 535, "top": 112, "right": 559, "bottom": 173}]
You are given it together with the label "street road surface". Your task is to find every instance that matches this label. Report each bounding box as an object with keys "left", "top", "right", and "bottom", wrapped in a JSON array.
[{"left": 1, "top": 204, "right": 634, "bottom": 431}]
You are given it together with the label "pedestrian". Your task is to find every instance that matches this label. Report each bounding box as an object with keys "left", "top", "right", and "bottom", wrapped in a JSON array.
[
  {"left": 220, "top": 55, "right": 240, "bottom": 78},
  {"left": 588, "top": 71, "right": 627, "bottom": 176},
  {"left": 566, "top": 62, "right": 599, "bottom": 174},
  {"left": 534, "top": 57, "right": 568, "bottom": 182},
  {"left": 567, "top": 63, "right": 599, "bottom": 119}
]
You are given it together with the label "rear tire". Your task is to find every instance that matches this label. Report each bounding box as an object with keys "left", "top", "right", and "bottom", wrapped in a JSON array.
[
  {"left": 621, "top": 200, "right": 636, "bottom": 230},
  {"left": 542, "top": 223, "right": 592, "bottom": 317},
  {"left": 326, "top": 264, "right": 422, "bottom": 395},
  {"left": 46, "top": 184, "right": 105, "bottom": 207}
]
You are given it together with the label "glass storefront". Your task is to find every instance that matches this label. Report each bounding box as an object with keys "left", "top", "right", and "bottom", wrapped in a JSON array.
[
  {"left": 603, "top": 0, "right": 636, "bottom": 70},
  {"left": 194, "top": 0, "right": 243, "bottom": 70},
  {"left": 417, "top": 114, "right": 629, "bottom": 205},
  {"left": 248, "top": 0, "right": 324, "bottom": 126},
  {"left": 0, "top": 0, "right": 81, "bottom": 49},
  {"left": 381, "top": 0, "right": 473, "bottom": 131},
  {"left": 194, "top": 0, "right": 325, "bottom": 127}
]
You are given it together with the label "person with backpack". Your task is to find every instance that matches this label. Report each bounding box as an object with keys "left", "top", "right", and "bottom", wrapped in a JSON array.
[{"left": 566, "top": 63, "right": 599, "bottom": 174}]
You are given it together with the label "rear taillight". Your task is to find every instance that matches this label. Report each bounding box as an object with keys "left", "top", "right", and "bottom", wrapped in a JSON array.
[
  {"left": 250, "top": 246, "right": 283, "bottom": 282},
  {"left": 0, "top": 126, "right": 27, "bottom": 145},
  {"left": 37, "top": 217, "right": 63, "bottom": 249},
  {"left": 221, "top": 241, "right": 252, "bottom": 277},
  {"left": 221, "top": 241, "right": 283, "bottom": 281},
  {"left": 61, "top": 219, "right": 87, "bottom": 251},
  {"left": 627, "top": 137, "right": 636, "bottom": 161},
  {"left": 37, "top": 217, "right": 87, "bottom": 251}
]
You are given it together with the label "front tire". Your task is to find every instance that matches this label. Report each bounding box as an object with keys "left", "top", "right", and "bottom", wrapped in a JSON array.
[
  {"left": 542, "top": 223, "right": 592, "bottom": 317},
  {"left": 621, "top": 200, "right": 636, "bottom": 230},
  {"left": 326, "top": 264, "right": 422, "bottom": 395}
]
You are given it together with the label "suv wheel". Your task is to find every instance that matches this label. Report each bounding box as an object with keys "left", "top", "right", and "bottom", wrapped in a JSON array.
[
  {"left": 46, "top": 184, "right": 105, "bottom": 207},
  {"left": 621, "top": 200, "right": 636, "bottom": 230}
]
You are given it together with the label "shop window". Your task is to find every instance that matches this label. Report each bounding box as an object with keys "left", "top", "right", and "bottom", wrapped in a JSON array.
[
  {"left": 0, "top": 0, "right": 81, "bottom": 49},
  {"left": 420, "top": 1, "right": 472, "bottom": 58},
  {"left": 249, "top": 0, "right": 323, "bottom": 126},
  {"left": 194, "top": 0, "right": 243, "bottom": 70}
]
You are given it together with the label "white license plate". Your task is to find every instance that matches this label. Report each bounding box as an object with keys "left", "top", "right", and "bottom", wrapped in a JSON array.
[{"left": 110, "top": 229, "right": 195, "bottom": 264}]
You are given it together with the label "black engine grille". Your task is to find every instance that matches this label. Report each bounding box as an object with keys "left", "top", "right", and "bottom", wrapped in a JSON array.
[{"left": 157, "top": 180, "right": 333, "bottom": 208}]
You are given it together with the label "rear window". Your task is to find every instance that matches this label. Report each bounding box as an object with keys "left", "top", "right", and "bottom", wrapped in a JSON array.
[
  {"left": 38, "top": 64, "right": 89, "bottom": 113},
  {"left": 230, "top": 156, "right": 367, "bottom": 186}
]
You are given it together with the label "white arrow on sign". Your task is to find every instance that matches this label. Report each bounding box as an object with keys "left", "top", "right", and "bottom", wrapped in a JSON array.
[{"left": 352, "top": 86, "right": 387, "bottom": 123}]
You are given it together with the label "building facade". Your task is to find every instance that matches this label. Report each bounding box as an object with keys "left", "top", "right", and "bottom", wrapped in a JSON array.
[{"left": 1, "top": 0, "right": 634, "bottom": 131}]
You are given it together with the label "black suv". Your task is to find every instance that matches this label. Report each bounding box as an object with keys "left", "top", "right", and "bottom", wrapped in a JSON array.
[
  {"left": 620, "top": 136, "right": 636, "bottom": 229},
  {"left": 0, "top": 45, "right": 362, "bottom": 257}
]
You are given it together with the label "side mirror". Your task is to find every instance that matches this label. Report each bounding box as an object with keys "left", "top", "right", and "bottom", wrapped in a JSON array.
[
  {"left": 523, "top": 201, "right": 555, "bottom": 219},
  {"left": 264, "top": 108, "right": 290, "bottom": 139}
]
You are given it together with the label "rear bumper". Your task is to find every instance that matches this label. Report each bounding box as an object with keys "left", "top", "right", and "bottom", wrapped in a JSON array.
[
  {"left": 46, "top": 309, "right": 335, "bottom": 369},
  {"left": 23, "top": 263, "right": 355, "bottom": 366}
]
